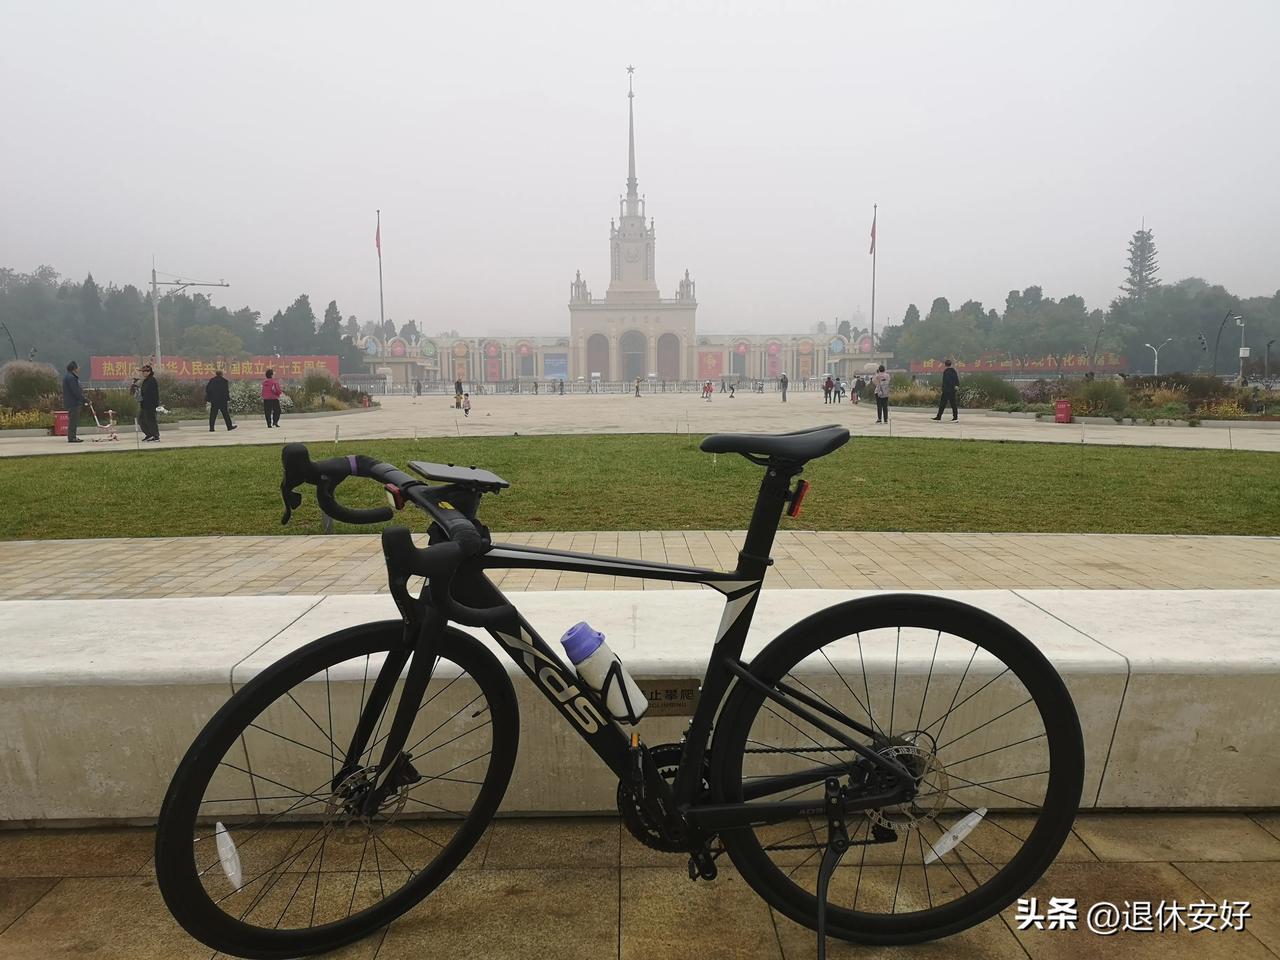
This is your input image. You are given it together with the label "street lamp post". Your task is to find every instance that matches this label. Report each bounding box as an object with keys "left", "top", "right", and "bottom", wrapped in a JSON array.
[
  {"left": 150, "top": 260, "right": 229, "bottom": 371},
  {"left": 1212, "top": 311, "right": 1242, "bottom": 377},
  {"left": 1236, "top": 316, "right": 1248, "bottom": 384},
  {"left": 1144, "top": 338, "right": 1173, "bottom": 376}
]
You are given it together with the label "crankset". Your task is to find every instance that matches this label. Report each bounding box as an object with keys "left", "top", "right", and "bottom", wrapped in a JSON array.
[{"left": 617, "top": 741, "right": 707, "bottom": 852}]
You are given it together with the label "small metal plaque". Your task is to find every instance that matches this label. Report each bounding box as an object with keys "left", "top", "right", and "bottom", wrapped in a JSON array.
[{"left": 638, "top": 678, "right": 701, "bottom": 717}]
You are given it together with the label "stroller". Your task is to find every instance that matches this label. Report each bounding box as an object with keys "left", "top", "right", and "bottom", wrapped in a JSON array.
[{"left": 87, "top": 402, "right": 119, "bottom": 442}]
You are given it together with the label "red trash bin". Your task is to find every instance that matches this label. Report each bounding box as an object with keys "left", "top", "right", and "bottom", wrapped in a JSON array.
[
  {"left": 1054, "top": 400, "right": 1072, "bottom": 424},
  {"left": 53, "top": 410, "right": 69, "bottom": 436}
]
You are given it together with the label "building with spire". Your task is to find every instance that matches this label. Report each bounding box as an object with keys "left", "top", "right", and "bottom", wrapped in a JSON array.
[
  {"left": 568, "top": 67, "right": 697, "bottom": 381},
  {"left": 353, "top": 69, "right": 890, "bottom": 389}
]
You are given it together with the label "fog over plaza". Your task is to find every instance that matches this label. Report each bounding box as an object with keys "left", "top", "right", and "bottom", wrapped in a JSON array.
[{"left": 2, "top": 1, "right": 1278, "bottom": 337}]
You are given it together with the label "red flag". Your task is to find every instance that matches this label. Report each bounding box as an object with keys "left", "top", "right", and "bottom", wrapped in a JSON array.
[
  {"left": 375, "top": 221, "right": 381, "bottom": 257},
  {"left": 869, "top": 209, "right": 877, "bottom": 255}
]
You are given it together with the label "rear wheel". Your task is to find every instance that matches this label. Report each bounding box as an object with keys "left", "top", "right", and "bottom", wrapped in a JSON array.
[
  {"left": 155, "top": 621, "right": 518, "bottom": 959},
  {"left": 711, "top": 595, "right": 1084, "bottom": 944}
]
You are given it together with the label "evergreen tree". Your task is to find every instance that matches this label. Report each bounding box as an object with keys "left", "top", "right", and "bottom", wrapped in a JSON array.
[
  {"left": 317, "top": 300, "right": 343, "bottom": 352},
  {"left": 343, "top": 315, "right": 359, "bottom": 340},
  {"left": 1121, "top": 227, "right": 1160, "bottom": 300},
  {"left": 902, "top": 304, "right": 920, "bottom": 326},
  {"left": 837, "top": 319, "right": 851, "bottom": 339}
]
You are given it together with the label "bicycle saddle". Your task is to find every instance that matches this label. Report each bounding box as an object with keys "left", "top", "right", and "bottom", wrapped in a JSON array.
[{"left": 699, "top": 424, "right": 850, "bottom": 462}]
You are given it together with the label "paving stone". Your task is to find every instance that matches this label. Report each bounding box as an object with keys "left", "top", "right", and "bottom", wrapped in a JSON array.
[
  {"left": 1174, "top": 860, "right": 1280, "bottom": 954},
  {"left": 0, "top": 878, "right": 58, "bottom": 934},
  {"left": 620, "top": 866, "right": 781, "bottom": 960},
  {"left": 0, "top": 828, "right": 154, "bottom": 878},
  {"left": 1072, "top": 814, "right": 1280, "bottom": 862},
  {"left": 378, "top": 868, "right": 617, "bottom": 959},
  {"left": 483, "top": 817, "right": 618, "bottom": 869}
]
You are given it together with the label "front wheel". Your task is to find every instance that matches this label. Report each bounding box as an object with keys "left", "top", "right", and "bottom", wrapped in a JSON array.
[
  {"left": 155, "top": 621, "right": 519, "bottom": 959},
  {"left": 711, "top": 594, "right": 1084, "bottom": 945}
]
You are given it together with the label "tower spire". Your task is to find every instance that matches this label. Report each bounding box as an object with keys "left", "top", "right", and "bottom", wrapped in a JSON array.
[{"left": 625, "top": 65, "right": 638, "bottom": 214}]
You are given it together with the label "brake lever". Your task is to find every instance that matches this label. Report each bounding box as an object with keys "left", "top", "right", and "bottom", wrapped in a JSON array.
[{"left": 281, "top": 481, "right": 302, "bottom": 525}]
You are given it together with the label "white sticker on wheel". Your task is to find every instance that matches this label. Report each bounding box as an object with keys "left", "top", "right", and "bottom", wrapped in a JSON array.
[
  {"left": 924, "top": 807, "right": 988, "bottom": 864},
  {"left": 214, "top": 821, "right": 244, "bottom": 890}
]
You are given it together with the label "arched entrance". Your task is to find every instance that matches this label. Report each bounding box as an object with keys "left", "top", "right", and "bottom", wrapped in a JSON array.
[
  {"left": 731, "top": 341, "right": 749, "bottom": 377},
  {"left": 619, "top": 329, "right": 647, "bottom": 382},
  {"left": 656, "top": 333, "right": 680, "bottom": 380},
  {"left": 586, "top": 334, "right": 610, "bottom": 380}
]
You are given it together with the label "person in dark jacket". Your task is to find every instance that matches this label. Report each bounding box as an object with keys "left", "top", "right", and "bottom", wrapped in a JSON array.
[
  {"left": 61, "top": 361, "right": 88, "bottom": 443},
  {"left": 205, "top": 370, "right": 236, "bottom": 431},
  {"left": 138, "top": 364, "right": 161, "bottom": 441},
  {"left": 933, "top": 359, "right": 960, "bottom": 421}
]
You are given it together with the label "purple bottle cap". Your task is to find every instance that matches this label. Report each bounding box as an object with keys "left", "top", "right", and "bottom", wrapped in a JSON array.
[{"left": 561, "top": 622, "right": 604, "bottom": 664}]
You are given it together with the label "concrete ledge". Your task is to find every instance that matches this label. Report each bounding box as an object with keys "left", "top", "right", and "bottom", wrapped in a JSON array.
[{"left": 1, "top": 590, "right": 1276, "bottom": 822}]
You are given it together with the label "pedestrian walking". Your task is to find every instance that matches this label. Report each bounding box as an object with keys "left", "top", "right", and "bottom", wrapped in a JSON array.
[
  {"left": 261, "top": 368, "right": 283, "bottom": 428},
  {"left": 852, "top": 376, "right": 863, "bottom": 404},
  {"left": 454, "top": 378, "right": 463, "bottom": 409},
  {"left": 932, "top": 359, "right": 960, "bottom": 421},
  {"left": 872, "top": 364, "right": 891, "bottom": 424},
  {"left": 837, "top": 378, "right": 847, "bottom": 403},
  {"left": 61, "top": 360, "right": 87, "bottom": 443},
  {"left": 462, "top": 393, "right": 472, "bottom": 417},
  {"left": 205, "top": 370, "right": 236, "bottom": 431},
  {"left": 138, "top": 363, "right": 161, "bottom": 441},
  {"left": 635, "top": 377, "right": 642, "bottom": 397},
  {"left": 414, "top": 378, "right": 423, "bottom": 398},
  {"left": 778, "top": 372, "right": 789, "bottom": 402},
  {"left": 823, "top": 375, "right": 834, "bottom": 403}
]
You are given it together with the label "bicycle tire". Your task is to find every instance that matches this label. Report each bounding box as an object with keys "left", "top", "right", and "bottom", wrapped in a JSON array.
[
  {"left": 155, "top": 621, "right": 518, "bottom": 959},
  {"left": 711, "top": 594, "right": 1084, "bottom": 944}
]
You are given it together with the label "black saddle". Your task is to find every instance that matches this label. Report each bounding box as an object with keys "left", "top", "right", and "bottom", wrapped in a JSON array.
[{"left": 700, "top": 424, "right": 850, "bottom": 463}]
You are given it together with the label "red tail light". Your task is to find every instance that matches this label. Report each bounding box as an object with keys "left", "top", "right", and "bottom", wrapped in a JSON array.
[{"left": 787, "top": 480, "right": 810, "bottom": 518}]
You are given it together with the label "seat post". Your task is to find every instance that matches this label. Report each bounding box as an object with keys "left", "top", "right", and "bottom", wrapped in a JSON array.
[{"left": 735, "top": 461, "right": 800, "bottom": 579}]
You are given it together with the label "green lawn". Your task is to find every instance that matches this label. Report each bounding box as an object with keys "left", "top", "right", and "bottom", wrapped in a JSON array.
[{"left": 3, "top": 435, "right": 1277, "bottom": 540}]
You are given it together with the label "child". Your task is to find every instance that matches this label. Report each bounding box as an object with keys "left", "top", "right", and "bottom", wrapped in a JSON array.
[{"left": 462, "top": 393, "right": 471, "bottom": 417}]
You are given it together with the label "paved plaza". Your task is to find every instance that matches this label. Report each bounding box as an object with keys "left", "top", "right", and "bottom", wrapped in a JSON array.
[
  {"left": 2, "top": 531, "right": 1278, "bottom": 600},
  {"left": 3, "top": 391, "right": 1277, "bottom": 960},
  {"left": 3, "top": 392, "right": 1279, "bottom": 457},
  {"left": 0, "top": 813, "right": 1277, "bottom": 959}
]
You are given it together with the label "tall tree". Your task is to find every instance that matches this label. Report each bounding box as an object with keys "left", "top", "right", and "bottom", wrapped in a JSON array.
[
  {"left": 398, "top": 319, "right": 420, "bottom": 341},
  {"left": 902, "top": 304, "right": 920, "bottom": 326},
  {"left": 343, "top": 315, "right": 359, "bottom": 340},
  {"left": 317, "top": 300, "right": 343, "bottom": 352},
  {"left": 1121, "top": 227, "right": 1160, "bottom": 300},
  {"left": 925, "top": 297, "right": 951, "bottom": 325}
]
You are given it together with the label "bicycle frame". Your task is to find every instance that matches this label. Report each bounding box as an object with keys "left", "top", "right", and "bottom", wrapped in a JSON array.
[{"left": 346, "top": 463, "right": 914, "bottom": 840}]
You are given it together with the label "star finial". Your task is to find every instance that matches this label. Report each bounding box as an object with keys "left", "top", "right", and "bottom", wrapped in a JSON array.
[{"left": 626, "top": 64, "right": 634, "bottom": 97}]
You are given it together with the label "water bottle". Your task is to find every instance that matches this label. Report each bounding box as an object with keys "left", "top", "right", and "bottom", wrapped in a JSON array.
[{"left": 560, "top": 622, "right": 648, "bottom": 724}]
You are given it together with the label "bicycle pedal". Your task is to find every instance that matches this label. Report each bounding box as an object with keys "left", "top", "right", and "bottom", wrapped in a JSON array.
[{"left": 687, "top": 848, "right": 718, "bottom": 882}]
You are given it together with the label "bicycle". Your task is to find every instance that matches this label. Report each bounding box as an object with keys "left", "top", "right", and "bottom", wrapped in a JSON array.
[{"left": 154, "top": 425, "right": 1084, "bottom": 959}]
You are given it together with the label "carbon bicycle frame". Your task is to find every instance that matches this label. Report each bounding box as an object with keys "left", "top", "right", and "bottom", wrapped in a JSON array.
[{"left": 369, "top": 464, "right": 913, "bottom": 838}]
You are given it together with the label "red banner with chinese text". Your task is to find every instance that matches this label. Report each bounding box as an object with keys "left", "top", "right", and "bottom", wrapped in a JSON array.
[
  {"left": 909, "top": 352, "right": 1127, "bottom": 375},
  {"left": 91, "top": 356, "right": 339, "bottom": 381},
  {"left": 697, "top": 351, "right": 723, "bottom": 379}
]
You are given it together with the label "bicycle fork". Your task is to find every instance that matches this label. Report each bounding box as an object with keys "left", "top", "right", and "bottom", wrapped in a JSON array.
[{"left": 332, "top": 610, "right": 444, "bottom": 817}]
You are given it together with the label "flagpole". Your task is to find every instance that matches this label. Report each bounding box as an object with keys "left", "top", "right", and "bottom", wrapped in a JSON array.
[
  {"left": 376, "top": 209, "right": 385, "bottom": 333},
  {"left": 870, "top": 203, "right": 877, "bottom": 349}
]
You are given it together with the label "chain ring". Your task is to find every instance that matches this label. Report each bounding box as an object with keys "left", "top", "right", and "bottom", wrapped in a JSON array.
[{"left": 617, "top": 742, "right": 707, "bottom": 852}]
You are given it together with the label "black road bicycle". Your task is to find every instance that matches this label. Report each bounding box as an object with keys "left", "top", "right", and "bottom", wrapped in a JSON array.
[{"left": 155, "top": 425, "right": 1084, "bottom": 959}]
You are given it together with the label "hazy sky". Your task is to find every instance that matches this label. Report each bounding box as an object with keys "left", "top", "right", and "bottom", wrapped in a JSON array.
[{"left": 3, "top": 1, "right": 1278, "bottom": 336}]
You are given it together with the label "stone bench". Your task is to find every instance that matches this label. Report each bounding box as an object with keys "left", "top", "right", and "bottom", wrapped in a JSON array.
[{"left": 1, "top": 589, "right": 1276, "bottom": 823}]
